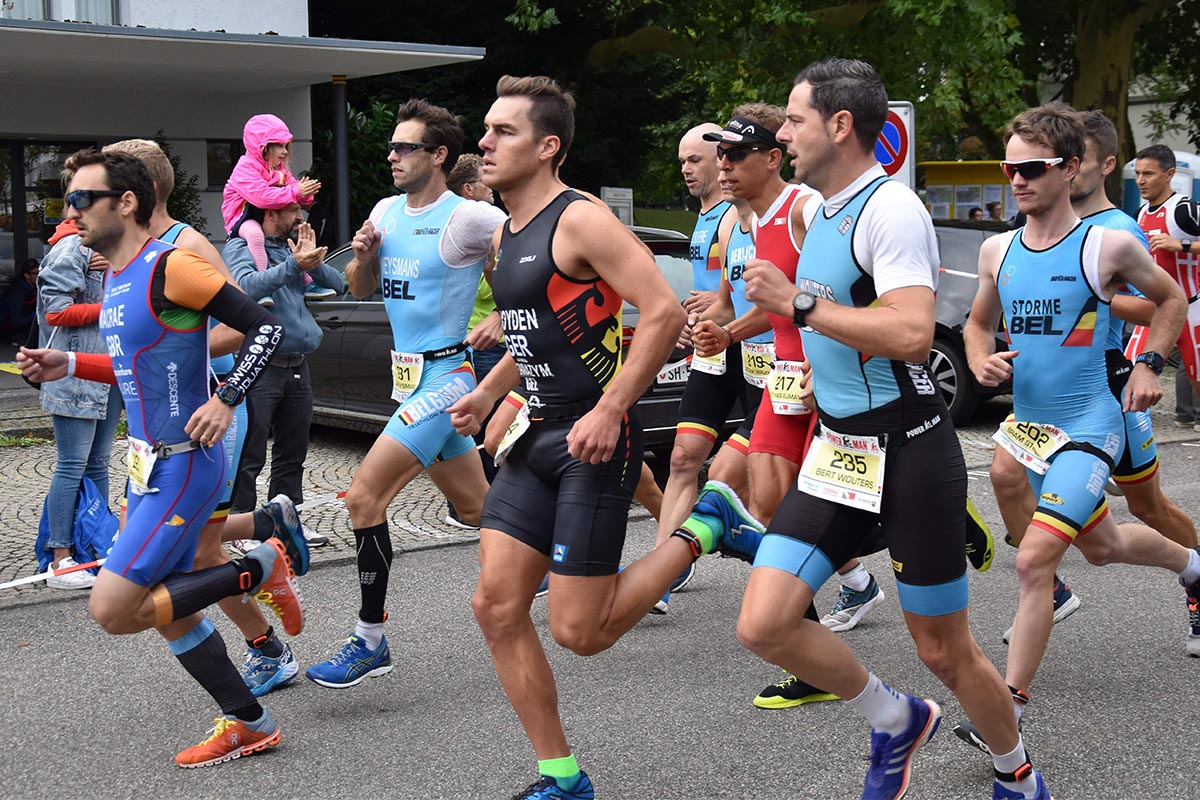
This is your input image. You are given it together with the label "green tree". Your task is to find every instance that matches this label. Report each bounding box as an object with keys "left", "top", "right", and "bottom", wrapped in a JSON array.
[{"left": 154, "top": 132, "right": 208, "bottom": 236}]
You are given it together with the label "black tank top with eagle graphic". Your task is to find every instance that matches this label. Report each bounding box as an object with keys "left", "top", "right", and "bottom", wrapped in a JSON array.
[{"left": 492, "top": 189, "right": 624, "bottom": 409}]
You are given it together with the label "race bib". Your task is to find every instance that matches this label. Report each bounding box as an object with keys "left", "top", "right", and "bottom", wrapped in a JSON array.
[
  {"left": 495, "top": 403, "right": 531, "bottom": 467},
  {"left": 390, "top": 351, "right": 425, "bottom": 403},
  {"left": 797, "top": 426, "right": 885, "bottom": 512},
  {"left": 741, "top": 341, "right": 774, "bottom": 388},
  {"left": 127, "top": 437, "right": 159, "bottom": 496},
  {"left": 992, "top": 420, "right": 1070, "bottom": 475},
  {"left": 656, "top": 358, "right": 690, "bottom": 385},
  {"left": 692, "top": 348, "right": 726, "bottom": 376},
  {"left": 767, "top": 360, "right": 811, "bottom": 415}
]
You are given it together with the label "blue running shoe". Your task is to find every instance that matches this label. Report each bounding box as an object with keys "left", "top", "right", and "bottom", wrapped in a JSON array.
[
  {"left": 240, "top": 642, "right": 299, "bottom": 697},
  {"left": 821, "top": 577, "right": 886, "bottom": 632},
  {"left": 861, "top": 695, "right": 942, "bottom": 800},
  {"left": 534, "top": 572, "right": 551, "bottom": 599},
  {"left": 265, "top": 494, "right": 310, "bottom": 577},
  {"left": 512, "top": 771, "right": 595, "bottom": 799},
  {"left": 649, "top": 589, "right": 670, "bottom": 615},
  {"left": 992, "top": 769, "right": 1051, "bottom": 799},
  {"left": 693, "top": 479, "right": 765, "bottom": 561},
  {"left": 670, "top": 560, "right": 696, "bottom": 593},
  {"left": 305, "top": 634, "right": 393, "bottom": 688}
]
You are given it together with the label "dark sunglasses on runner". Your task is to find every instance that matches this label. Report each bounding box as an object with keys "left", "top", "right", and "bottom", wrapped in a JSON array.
[
  {"left": 387, "top": 141, "right": 436, "bottom": 157},
  {"left": 64, "top": 189, "right": 125, "bottom": 210},
  {"left": 1000, "top": 158, "right": 1064, "bottom": 181},
  {"left": 716, "top": 145, "right": 767, "bottom": 163}
]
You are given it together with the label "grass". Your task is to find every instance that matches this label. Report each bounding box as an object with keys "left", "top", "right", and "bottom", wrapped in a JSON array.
[
  {"left": 0, "top": 433, "right": 51, "bottom": 447},
  {"left": 633, "top": 208, "right": 695, "bottom": 235}
]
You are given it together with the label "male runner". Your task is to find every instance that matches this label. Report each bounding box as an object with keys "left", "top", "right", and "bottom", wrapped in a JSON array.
[
  {"left": 304, "top": 99, "right": 506, "bottom": 688},
  {"left": 652, "top": 122, "right": 753, "bottom": 610},
  {"left": 735, "top": 59, "right": 1052, "bottom": 798},
  {"left": 1134, "top": 144, "right": 1200, "bottom": 404},
  {"left": 18, "top": 149, "right": 306, "bottom": 766},
  {"left": 961, "top": 105, "right": 1200, "bottom": 756},
  {"left": 982, "top": 112, "right": 1197, "bottom": 654},
  {"left": 102, "top": 138, "right": 308, "bottom": 695},
  {"left": 448, "top": 74, "right": 692, "bottom": 800}
]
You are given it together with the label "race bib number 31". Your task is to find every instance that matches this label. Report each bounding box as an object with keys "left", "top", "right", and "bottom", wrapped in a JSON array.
[
  {"left": 390, "top": 351, "right": 425, "bottom": 404},
  {"left": 992, "top": 420, "right": 1070, "bottom": 475},
  {"left": 797, "top": 427, "right": 885, "bottom": 512}
]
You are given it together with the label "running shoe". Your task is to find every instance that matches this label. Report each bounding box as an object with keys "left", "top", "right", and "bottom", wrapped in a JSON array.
[
  {"left": 241, "top": 642, "right": 299, "bottom": 697},
  {"left": 752, "top": 674, "right": 839, "bottom": 710},
  {"left": 992, "top": 768, "right": 1052, "bottom": 799},
  {"left": 175, "top": 712, "right": 280, "bottom": 768},
  {"left": 951, "top": 686, "right": 1027, "bottom": 754},
  {"left": 302, "top": 524, "right": 329, "bottom": 547},
  {"left": 964, "top": 497, "right": 994, "bottom": 572},
  {"left": 264, "top": 494, "right": 310, "bottom": 576},
  {"left": 248, "top": 538, "right": 305, "bottom": 636},
  {"left": 305, "top": 634, "right": 393, "bottom": 688},
  {"left": 649, "top": 590, "right": 670, "bottom": 615},
  {"left": 231, "top": 539, "right": 259, "bottom": 555},
  {"left": 303, "top": 283, "right": 337, "bottom": 300},
  {"left": 534, "top": 572, "right": 551, "bottom": 599},
  {"left": 821, "top": 577, "right": 886, "bottom": 632},
  {"left": 670, "top": 560, "right": 697, "bottom": 593},
  {"left": 1002, "top": 577, "right": 1080, "bottom": 644},
  {"left": 45, "top": 556, "right": 97, "bottom": 590},
  {"left": 443, "top": 505, "right": 480, "bottom": 531},
  {"left": 861, "top": 695, "right": 941, "bottom": 800},
  {"left": 693, "top": 479, "right": 764, "bottom": 560},
  {"left": 1187, "top": 586, "right": 1200, "bottom": 658},
  {"left": 512, "top": 771, "right": 595, "bottom": 799}
]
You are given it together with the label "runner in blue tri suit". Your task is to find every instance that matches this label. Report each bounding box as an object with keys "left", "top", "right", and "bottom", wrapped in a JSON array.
[
  {"left": 18, "top": 148, "right": 308, "bottom": 767},
  {"left": 304, "top": 99, "right": 506, "bottom": 689},
  {"left": 726, "top": 60, "right": 1053, "bottom": 799},
  {"left": 963, "top": 105, "right": 1200, "bottom": 770}
]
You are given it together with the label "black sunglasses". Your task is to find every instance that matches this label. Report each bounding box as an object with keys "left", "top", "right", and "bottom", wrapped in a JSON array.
[
  {"left": 65, "top": 189, "right": 124, "bottom": 210},
  {"left": 387, "top": 141, "right": 436, "bottom": 157},
  {"left": 1000, "top": 158, "right": 1064, "bottom": 181},
  {"left": 716, "top": 145, "right": 768, "bottom": 163}
]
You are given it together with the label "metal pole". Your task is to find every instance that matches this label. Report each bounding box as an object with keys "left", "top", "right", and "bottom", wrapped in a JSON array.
[{"left": 331, "top": 75, "right": 350, "bottom": 245}]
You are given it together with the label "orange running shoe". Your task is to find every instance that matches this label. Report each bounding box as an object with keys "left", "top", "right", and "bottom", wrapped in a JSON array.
[
  {"left": 251, "top": 538, "right": 305, "bottom": 636},
  {"left": 175, "top": 714, "right": 281, "bottom": 768}
]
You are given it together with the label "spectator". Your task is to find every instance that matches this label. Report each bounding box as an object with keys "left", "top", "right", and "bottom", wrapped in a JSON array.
[
  {"left": 986, "top": 200, "right": 1004, "bottom": 221},
  {"left": 224, "top": 204, "right": 343, "bottom": 517},
  {"left": 968, "top": 206, "right": 984, "bottom": 220},
  {"left": 1, "top": 258, "right": 39, "bottom": 344},
  {"left": 36, "top": 199, "right": 123, "bottom": 589}
]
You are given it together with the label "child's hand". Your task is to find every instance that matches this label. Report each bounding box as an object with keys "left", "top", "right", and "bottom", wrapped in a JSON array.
[{"left": 298, "top": 177, "right": 321, "bottom": 196}]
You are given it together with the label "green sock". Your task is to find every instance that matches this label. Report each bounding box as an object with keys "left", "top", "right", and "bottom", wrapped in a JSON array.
[
  {"left": 538, "top": 754, "right": 580, "bottom": 789},
  {"left": 680, "top": 512, "right": 722, "bottom": 554}
]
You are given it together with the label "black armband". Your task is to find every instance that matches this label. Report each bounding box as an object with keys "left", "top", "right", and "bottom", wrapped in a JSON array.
[{"left": 202, "top": 283, "right": 284, "bottom": 401}]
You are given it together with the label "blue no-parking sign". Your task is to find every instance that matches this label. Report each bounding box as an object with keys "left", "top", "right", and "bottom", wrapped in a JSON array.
[{"left": 875, "top": 102, "right": 914, "bottom": 190}]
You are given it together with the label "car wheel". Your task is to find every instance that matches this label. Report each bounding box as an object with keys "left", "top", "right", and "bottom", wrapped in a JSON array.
[{"left": 929, "top": 334, "right": 980, "bottom": 425}]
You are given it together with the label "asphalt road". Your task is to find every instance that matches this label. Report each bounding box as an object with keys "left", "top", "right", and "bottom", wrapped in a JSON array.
[{"left": 1, "top": 442, "right": 1199, "bottom": 800}]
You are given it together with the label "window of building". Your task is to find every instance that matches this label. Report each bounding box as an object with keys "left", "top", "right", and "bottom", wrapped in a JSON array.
[
  {"left": 207, "top": 140, "right": 243, "bottom": 189},
  {"left": 0, "top": 1, "right": 49, "bottom": 20},
  {"left": 69, "top": 0, "right": 117, "bottom": 24}
]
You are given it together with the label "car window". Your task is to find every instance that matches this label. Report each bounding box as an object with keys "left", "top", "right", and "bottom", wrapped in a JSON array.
[
  {"left": 623, "top": 242, "right": 693, "bottom": 313},
  {"left": 322, "top": 245, "right": 371, "bottom": 300}
]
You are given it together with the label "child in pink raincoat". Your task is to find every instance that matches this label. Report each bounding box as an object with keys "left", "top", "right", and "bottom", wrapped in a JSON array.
[{"left": 221, "top": 114, "right": 323, "bottom": 293}]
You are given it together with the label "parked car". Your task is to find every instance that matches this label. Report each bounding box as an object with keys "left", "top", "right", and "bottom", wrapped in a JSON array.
[
  {"left": 929, "top": 220, "right": 1013, "bottom": 423},
  {"left": 305, "top": 225, "right": 746, "bottom": 461}
]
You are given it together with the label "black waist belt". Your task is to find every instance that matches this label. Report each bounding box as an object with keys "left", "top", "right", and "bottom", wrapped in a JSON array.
[
  {"left": 529, "top": 398, "right": 602, "bottom": 421},
  {"left": 155, "top": 440, "right": 201, "bottom": 459},
  {"left": 1060, "top": 440, "right": 1117, "bottom": 472},
  {"left": 424, "top": 342, "right": 469, "bottom": 360},
  {"left": 269, "top": 352, "right": 306, "bottom": 367}
]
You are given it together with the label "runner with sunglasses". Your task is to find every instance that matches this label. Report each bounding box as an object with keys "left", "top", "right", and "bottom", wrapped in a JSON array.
[
  {"left": 304, "top": 98, "right": 506, "bottom": 688},
  {"left": 961, "top": 104, "right": 1200, "bottom": 757}
]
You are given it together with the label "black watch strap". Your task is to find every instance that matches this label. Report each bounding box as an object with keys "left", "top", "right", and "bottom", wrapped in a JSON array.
[{"left": 1135, "top": 351, "right": 1165, "bottom": 375}]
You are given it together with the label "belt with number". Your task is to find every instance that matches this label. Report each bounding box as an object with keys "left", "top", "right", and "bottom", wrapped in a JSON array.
[
  {"left": 424, "top": 342, "right": 469, "bottom": 360},
  {"left": 529, "top": 397, "right": 603, "bottom": 421}
]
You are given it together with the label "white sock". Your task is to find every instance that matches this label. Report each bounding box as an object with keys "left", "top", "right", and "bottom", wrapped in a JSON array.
[
  {"left": 1013, "top": 698, "right": 1025, "bottom": 725},
  {"left": 840, "top": 562, "right": 871, "bottom": 592},
  {"left": 1179, "top": 548, "right": 1200, "bottom": 586},
  {"left": 992, "top": 737, "right": 1037, "bottom": 796},
  {"left": 845, "top": 673, "right": 910, "bottom": 735},
  {"left": 355, "top": 620, "right": 384, "bottom": 650}
]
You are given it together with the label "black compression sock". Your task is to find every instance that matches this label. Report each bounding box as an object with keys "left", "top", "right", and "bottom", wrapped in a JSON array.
[
  {"left": 355, "top": 523, "right": 393, "bottom": 624},
  {"left": 155, "top": 558, "right": 263, "bottom": 623},
  {"left": 169, "top": 617, "right": 259, "bottom": 717},
  {"left": 252, "top": 508, "right": 275, "bottom": 541},
  {"left": 247, "top": 625, "right": 284, "bottom": 658}
]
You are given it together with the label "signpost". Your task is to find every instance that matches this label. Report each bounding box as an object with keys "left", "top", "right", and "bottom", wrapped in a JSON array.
[{"left": 876, "top": 102, "right": 914, "bottom": 190}]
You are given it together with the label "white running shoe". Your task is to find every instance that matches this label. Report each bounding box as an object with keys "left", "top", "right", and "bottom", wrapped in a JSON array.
[
  {"left": 46, "top": 556, "right": 96, "bottom": 590},
  {"left": 820, "top": 576, "right": 885, "bottom": 632}
]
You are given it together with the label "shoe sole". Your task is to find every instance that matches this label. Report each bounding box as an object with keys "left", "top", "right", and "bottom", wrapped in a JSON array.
[
  {"left": 950, "top": 722, "right": 992, "bottom": 754},
  {"left": 822, "top": 587, "right": 886, "bottom": 632},
  {"left": 305, "top": 663, "right": 394, "bottom": 689},
  {"left": 650, "top": 597, "right": 669, "bottom": 615},
  {"left": 176, "top": 728, "right": 281, "bottom": 768},
  {"left": 442, "top": 515, "right": 480, "bottom": 531},
  {"left": 702, "top": 479, "right": 766, "bottom": 533},
  {"left": 1002, "top": 591, "right": 1081, "bottom": 644},
  {"left": 670, "top": 561, "right": 696, "bottom": 593},
  {"left": 269, "top": 495, "right": 310, "bottom": 576},
  {"left": 248, "top": 661, "right": 300, "bottom": 698},
  {"left": 1189, "top": 635, "right": 1200, "bottom": 658},
  {"left": 752, "top": 690, "right": 839, "bottom": 710},
  {"left": 254, "top": 541, "right": 305, "bottom": 637}
]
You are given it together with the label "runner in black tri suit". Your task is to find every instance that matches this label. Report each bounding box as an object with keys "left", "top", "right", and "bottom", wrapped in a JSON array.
[{"left": 448, "top": 75, "right": 706, "bottom": 800}]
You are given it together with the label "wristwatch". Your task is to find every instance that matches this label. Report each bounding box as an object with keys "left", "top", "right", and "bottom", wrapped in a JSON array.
[
  {"left": 792, "top": 292, "right": 816, "bottom": 327},
  {"left": 215, "top": 382, "right": 244, "bottom": 407},
  {"left": 1134, "top": 351, "right": 1166, "bottom": 375},
  {"left": 1181, "top": 239, "right": 1192, "bottom": 255}
]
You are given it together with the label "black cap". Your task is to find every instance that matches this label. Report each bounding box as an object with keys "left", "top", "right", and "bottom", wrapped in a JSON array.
[{"left": 702, "top": 115, "right": 781, "bottom": 149}]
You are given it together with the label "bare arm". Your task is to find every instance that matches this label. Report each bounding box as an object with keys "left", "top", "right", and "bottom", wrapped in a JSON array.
[
  {"left": 345, "top": 219, "right": 382, "bottom": 299},
  {"left": 964, "top": 236, "right": 1015, "bottom": 387}
]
